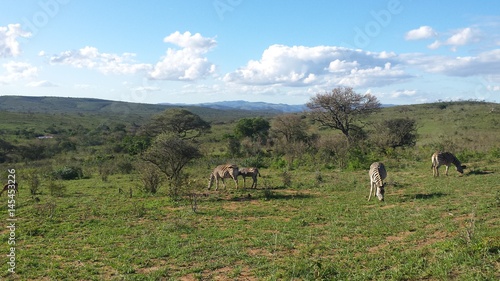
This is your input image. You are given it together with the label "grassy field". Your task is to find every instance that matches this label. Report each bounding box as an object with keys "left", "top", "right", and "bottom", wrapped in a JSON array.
[
  {"left": 1, "top": 159, "right": 499, "bottom": 280},
  {"left": 0, "top": 100, "right": 499, "bottom": 280}
]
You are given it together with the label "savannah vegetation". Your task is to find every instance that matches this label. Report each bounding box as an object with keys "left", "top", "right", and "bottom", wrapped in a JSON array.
[{"left": 0, "top": 90, "right": 499, "bottom": 280}]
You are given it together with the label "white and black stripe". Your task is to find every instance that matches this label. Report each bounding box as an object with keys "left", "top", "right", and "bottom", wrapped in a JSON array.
[
  {"left": 369, "top": 162, "right": 387, "bottom": 201},
  {"left": 238, "top": 167, "right": 261, "bottom": 188},
  {"left": 431, "top": 152, "right": 466, "bottom": 177},
  {"left": 208, "top": 164, "right": 239, "bottom": 190}
]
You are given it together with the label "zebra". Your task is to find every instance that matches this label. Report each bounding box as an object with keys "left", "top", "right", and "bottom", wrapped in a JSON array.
[
  {"left": 238, "top": 167, "right": 261, "bottom": 188},
  {"left": 431, "top": 151, "right": 466, "bottom": 177},
  {"left": 207, "top": 164, "right": 239, "bottom": 191},
  {"left": 369, "top": 162, "right": 387, "bottom": 201}
]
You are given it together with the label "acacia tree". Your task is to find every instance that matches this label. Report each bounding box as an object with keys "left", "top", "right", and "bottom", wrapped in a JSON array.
[
  {"left": 144, "top": 108, "right": 210, "bottom": 139},
  {"left": 306, "top": 87, "right": 380, "bottom": 142},
  {"left": 141, "top": 133, "right": 202, "bottom": 196}
]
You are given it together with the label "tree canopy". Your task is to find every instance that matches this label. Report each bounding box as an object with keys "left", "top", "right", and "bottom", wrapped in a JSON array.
[
  {"left": 306, "top": 87, "right": 380, "bottom": 142},
  {"left": 234, "top": 117, "right": 270, "bottom": 141},
  {"left": 144, "top": 108, "right": 210, "bottom": 139}
]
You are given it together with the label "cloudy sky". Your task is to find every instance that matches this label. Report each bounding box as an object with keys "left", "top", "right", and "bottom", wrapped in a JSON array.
[{"left": 1, "top": 0, "right": 499, "bottom": 105}]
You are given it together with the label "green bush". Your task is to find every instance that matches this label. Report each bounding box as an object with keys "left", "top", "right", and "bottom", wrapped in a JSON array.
[{"left": 52, "top": 166, "right": 83, "bottom": 180}]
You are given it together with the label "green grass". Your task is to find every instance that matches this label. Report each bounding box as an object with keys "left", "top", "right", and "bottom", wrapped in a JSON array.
[
  {"left": 1, "top": 161, "right": 498, "bottom": 280},
  {"left": 0, "top": 100, "right": 499, "bottom": 280}
]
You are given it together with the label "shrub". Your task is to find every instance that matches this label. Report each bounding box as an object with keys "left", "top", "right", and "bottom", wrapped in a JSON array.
[
  {"left": 137, "top": 163, "right": 163, "bottom": 194},
  {"left": 52, "top": 166, "right": 83, "bottom": 180},
  {"left": 48, "top": 182, "right": 67, "bottom": 197}
]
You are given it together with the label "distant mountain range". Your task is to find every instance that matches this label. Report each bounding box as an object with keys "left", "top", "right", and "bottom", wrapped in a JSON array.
[
  {"left": 160, "top": 100, "right": 307, "bottom": 113},
  {"left": 0, "top": 96, "right": 300, "bottom": 123}
]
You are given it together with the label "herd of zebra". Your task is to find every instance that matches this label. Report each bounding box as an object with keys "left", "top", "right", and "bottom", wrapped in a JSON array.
[
  {"left": 207, "top": 164, "right": 261, "bottom": 191},
  {"left": 207, "top": 151, "right": 466, "bottom": 202}
]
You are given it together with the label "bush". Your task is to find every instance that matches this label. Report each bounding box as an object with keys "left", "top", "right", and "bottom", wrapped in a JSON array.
[
  {"left": 137, "top": 163, "right": 163, "bottom": 194},
  {"left": 52, "top": 166, "right": 83, "bottom": 180},
  {"left": 48, "top": 182, "right": 67, "bottom": 197}
]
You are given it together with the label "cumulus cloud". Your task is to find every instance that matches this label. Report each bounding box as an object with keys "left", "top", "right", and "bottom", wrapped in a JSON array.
[
  {"left": 163, "top": 31, "right": 217, "bottom": 50},
  {"left": 223, "top": 44, "right": 412, "bottom": 88},
  {"left": 391, "top": 89, "right": 417, "bottom": 98},
  {"left": 406, "top": 49, "right": 500, "bottom": 78},
  {"left": 0, "top": 61, "right": 38, "bottom": 84},
  {"left": 405, "top": 26, "right": 437, "bottom": 40},
  {"left": 27, "top": 80, "right": 58, "bottom": 87},
  {"left": 426, "top": 27, "right": 480, "bottom": 51},
  {"left": 0, "top": 24, "right": 31, "bottom": 58},
  {"left": 149, "top": 31, "right": 217, "bottom": 81},
  {"left": 49, "top": 46, "right": 152, "bottom": 74}
]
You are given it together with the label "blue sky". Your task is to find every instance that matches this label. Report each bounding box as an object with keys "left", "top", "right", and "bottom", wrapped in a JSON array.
[{"left": 1, "top": 0, "right": 499, "bottom": 105}]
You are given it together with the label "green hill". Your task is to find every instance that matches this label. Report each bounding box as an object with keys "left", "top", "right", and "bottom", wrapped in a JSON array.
[{"left": 0, "top": 96, "right": 278, "bottom": 123}]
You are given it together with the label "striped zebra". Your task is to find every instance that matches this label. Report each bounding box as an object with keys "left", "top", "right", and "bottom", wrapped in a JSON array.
[
  {"left": 238, "top": 167, "right": 261, "bottom": 189},
  {"left": 431, "top": 151, "right": 466, "bottom": 177},
  {"left": 207, "top": 164, "right": 239, "bottom": 190},
  {"left": 369, "top": 162, "right": 387, "bottom": 201}
]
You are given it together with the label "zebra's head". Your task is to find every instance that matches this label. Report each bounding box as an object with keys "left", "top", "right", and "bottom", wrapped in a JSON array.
[
  {"left": 457, "top": 165, "right": 466, "bottom": 174},
  {"left": 229, "top": 164, "right": 239, "bottom": 176},
  {"left": 376, "top": 183, "right": 386, "bottom": 201}
]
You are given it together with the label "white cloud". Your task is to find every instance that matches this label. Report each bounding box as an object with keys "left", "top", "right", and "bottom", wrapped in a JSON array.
[
  {"left": 27, "top": 80, "right": 58, "bottom": 87},
  {"left": 487, "top": 85, "right": 500, "bottom": 91},
  {"left": 149, "top": 31, "right": 217, "bottom": 81},
  {"left": 426, "top": 27, "right": 480, "bottom": 51},
  {"left": 133, "top": 86, "right": 161, "bottom": 92},
  {"left": 406, "top": 49, "right": 500, "bottom": 78},
  {"left": 163, "top": 31, "right": 217, "bottom": 50},
  {"left": 405, "top": 26, "right": 437, "bottom": 40},
  {"left": 0, "top": 61, "right": 38, "bottom": 84},
  {"left": 49, "top": 46, "right": 152, "bottom": 74},
  {"left": 223, "top": 45, "right": 412, "bottom": 88},
  {"left": 391, "top": 89, "right": 417, "bottom": 98},
  {"left": 446, "top": 27, "right": 477, "bottom": 46},
  {"left": 0, "top": 24, "right": 31, "bottom": 58}
]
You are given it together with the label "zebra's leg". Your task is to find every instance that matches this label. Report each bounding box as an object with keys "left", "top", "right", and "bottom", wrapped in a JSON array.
[
  {"left": 252, "top": 176, "right": 257, "bottom": 188},
  {"left": 242, "top": 176, "right": 246, "bottom": 188},
  {"left": 445, "top": 165, "right": 449, "bottom": 176},
  {"left": 233, "top": 177, "right": 239, "bottom": 189},
  {"left": 368, "top": 181, "right": 374, "bottom": 201}
]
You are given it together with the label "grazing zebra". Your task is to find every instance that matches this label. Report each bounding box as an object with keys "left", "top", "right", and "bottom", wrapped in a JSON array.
[
  {"left": 238, "top": 167, "right": 261, "bottom": 188},
  {"left": 431, "top": 151, "right": 466, "bottom": 177},
  {"left": 369, "top": 162, "right": 387, "bottom": 201},
  {"left": 207, "top": 164, "right": 239, "bottom": 191},
  {"left": 0, "top": 182, "right": 18, "bottom": 196}
]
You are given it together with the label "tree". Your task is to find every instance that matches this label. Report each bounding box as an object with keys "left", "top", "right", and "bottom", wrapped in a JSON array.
[
  {"left": 306, "top": 87, "right": 380, "bottom": 142},
  {"left": 270, "top": 114, "right": 309, "bottom": 143},
  {"left": 234, "top": 117, "right": 270, "bottom": 141},
  {"left": 141, "top": 133, "right": 202, "bottom": 196},
  {"left": 144, "top": 108, "right": 210, "bottom": 139},
  {"left": 371, "top": 118, "right": 418, "bottom": 150}
]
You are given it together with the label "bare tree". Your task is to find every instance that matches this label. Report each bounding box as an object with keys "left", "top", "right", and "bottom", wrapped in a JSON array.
[{"left": 306, "top": 87, "right": 380, "bottom": 142}]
